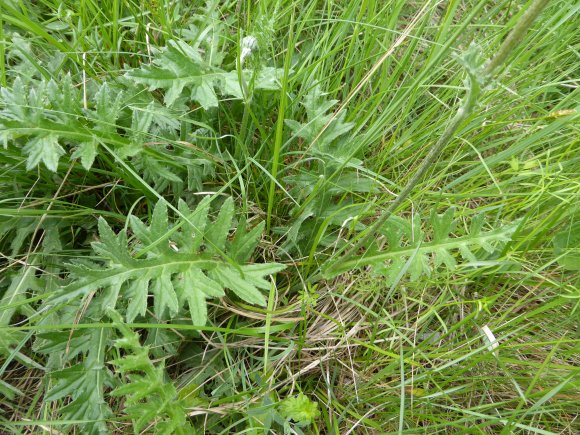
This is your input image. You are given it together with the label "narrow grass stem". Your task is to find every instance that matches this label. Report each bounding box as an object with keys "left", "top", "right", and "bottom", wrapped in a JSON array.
[
  {"left": 326, "top": 0, "right": 551, "bottom": 275},
  {"left": 267, "top": 12, "right": 295, "bottom": 232},
  {"left": 0, "top": 2, "right": 5, "bottom": 87},
  {"left": 483, "top": 0, "right": 551, "bottom": 77}
]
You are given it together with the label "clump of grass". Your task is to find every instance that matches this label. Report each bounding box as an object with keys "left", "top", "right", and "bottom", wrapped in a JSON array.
[{"left": 1, "top": 0, "right": 578, "bottom": 433}]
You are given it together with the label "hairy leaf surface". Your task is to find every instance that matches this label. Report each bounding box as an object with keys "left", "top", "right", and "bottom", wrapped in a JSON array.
[
  {"left": 324, "top": 210, "right": 519, "bottom": 280},
  {"left": 50, "top": 198, "right": 285, "bottom": 325}
]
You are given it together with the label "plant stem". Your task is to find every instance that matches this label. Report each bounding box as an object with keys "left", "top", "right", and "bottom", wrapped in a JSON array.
[
  {"left": 483, "top": 0, "right": 550, "bottom": 77},
  {"left": 266, "top": 11, "right": 295, "bottom": 233},
  {"left": 0, "top": 1, "right": 5, "bottom": 87},
  {"left": 326, "top": 0, "right": 551, "bottom": 276}
]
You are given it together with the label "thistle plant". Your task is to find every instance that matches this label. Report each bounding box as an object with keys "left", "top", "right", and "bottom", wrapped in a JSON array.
[
  {"left": 0, "top": 0, "right": 576, "bottom": 433},
  {"left": 325, "top": 0, "right": 552, "bottom": 276}
]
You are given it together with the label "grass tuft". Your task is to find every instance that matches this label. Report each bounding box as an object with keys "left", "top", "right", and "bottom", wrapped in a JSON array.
[{"left": 1, "top": 0, "right": 578, "bottom": 433}]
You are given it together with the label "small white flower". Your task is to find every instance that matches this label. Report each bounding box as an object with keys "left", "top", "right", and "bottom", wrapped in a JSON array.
[{"left": 240, "top": 36, "right": 258, "bottom": 65}]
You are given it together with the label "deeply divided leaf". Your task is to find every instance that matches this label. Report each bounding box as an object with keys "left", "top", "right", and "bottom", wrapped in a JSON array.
[{"left": 52, "top": 198, "right": 285, "bottom": 323}]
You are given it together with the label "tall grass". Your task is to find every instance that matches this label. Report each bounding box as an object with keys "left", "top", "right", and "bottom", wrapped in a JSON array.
[{"left": 1, "top": 0, "right": 578, "bottom": 433}]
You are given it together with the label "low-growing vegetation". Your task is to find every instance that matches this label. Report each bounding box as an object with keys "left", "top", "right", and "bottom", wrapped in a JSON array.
[{"left": 0, "top": 0, "right": 578, "bottom": 433}]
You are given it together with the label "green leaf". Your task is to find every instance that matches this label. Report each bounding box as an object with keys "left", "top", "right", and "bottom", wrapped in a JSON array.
[
  {"left": 279, "top": 393, "right": 320, "bottom": 426},
  {"left": 280, "top": 84, "right": 376, "bottom": 256},
  {"left": 176, "top": 269, "right": 209, "bottom": 326},
  {"left": 205, "top": 197, "right": 234, "bottom": 254},
  {"left": 285, "top": 84, "right": 354, "bottom": 154},
  {"left": 219, "top": 71, "right": 245, "bottom": 99},
  {"left": 50, "top": 198, "right": 284, "bottom": 325},
  {"left": 179, "top": 196, "right": 211, "bottom": 252},
  {"left": 191, "top": 80, "right": 218, "bottom": 109},
  {"left": 91, "top": 82, "right": 124, "bottom": 134},
  {"left": 211, "top": 264, "right": 267, "bottom": 306},
  {"left": 0, "top": 266, "right": 39, "bottom": 327},
  {"left": 42, "top": 328, "right": 111, "bottom": 434},
  {"left": 92, "top": 217, "right": 133, "bottom": 265},
  {"left": 23, "top": 134, "right": 65, "bottom": 171},
  {"left": 130, "top": 102, "right": 155, "bottom": 146},
  {"left": 109, "top": 320, "right": 193, "bottom": 434},
  {"left": 35, "top": 331, "right": 91, "bottom": 360},
  {"left": 193, "top": 268, "right": 225, "bottom": 298},
  {"left": 239, "top": 263, "right": 286, "bottom": 289},
  {"left": 0, "top": 76, "right": 136, "bottom": 172},
  {"left": 150, "top": 199, "right": 170, "bottom": 240},
  {"left": 325, "top": 211, "right": 518, "bottom": 280},
  {"left": 230, "top": 219, "right": 265, "bottom": 263},
  {"left": 125, "top": 40, "right": 284, "bottom": 109},
  {"left": 125, "top": 41, "right": 214, "bottom": 108},
  {"left": 150, "top": 267, "right": 178, "bottom": 318},
  {"left": 432, "top": 208, "right": 456, "bottom": 242},
  {"left": 219, "top": 67, "right": 285, "bottom": 97},
  {"left": 71, "top": 139, "right": 99, "bottom": 170},
  {"left": 125, "top": 276, "right": 151, "bottom": 323}
]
